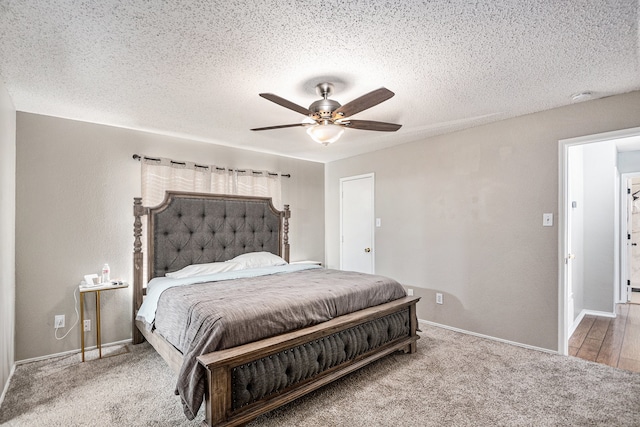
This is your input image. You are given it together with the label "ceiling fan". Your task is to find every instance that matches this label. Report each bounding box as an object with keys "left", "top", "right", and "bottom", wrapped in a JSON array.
[{"left": 250, "top": 82, "right": 402, "bottom": 145}]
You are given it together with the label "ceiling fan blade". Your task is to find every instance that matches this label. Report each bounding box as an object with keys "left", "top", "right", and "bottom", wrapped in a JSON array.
[
  {"left": 251, "top": 123, "right": 309, "bottom": 131},
  {"left": 259, "top": 93, "right": 313, "bottom": 116},
  {"left": 342, "top": 120, "right": 402, "bottom": 132},
  {"left": 333, "top": 87, "right": 395, "bottom": 118}
]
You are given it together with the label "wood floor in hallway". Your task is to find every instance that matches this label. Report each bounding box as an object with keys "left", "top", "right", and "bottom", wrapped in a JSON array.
[{"left": 569, "top": 303, "right": 640, "bottom": 373}]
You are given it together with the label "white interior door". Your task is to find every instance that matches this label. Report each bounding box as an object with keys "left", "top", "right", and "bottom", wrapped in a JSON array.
[
  {"left": 566, "top": 146, "right": 581, "bottom": 332},
  {"left": 340, "top": 174, "right": 374, "bottom": 273},
  {"left": 567, "top": 204, "right": 575, "bottom": 329}
]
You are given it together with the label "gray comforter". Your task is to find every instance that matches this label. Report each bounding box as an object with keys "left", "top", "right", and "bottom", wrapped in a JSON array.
[{"left": 153, "top": 267, "right": 407, "bottom": 420}]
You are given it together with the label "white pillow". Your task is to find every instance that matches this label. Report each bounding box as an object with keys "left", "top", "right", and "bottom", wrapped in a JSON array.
[
  {"left": 227, "top": 251, "right": 287, "bottom": 269},
  {"left": 165, "top": 261, "right": 241, "bottom": 279}
]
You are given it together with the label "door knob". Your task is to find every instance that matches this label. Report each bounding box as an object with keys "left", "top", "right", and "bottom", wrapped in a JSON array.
[{"left": 364, "top": 248, "right": 371, "bottom": 253}]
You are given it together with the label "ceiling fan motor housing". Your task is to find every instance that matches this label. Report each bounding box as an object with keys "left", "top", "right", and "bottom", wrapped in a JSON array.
[{"left": 309, "top": 98, "right": 341, "bottom": 120}]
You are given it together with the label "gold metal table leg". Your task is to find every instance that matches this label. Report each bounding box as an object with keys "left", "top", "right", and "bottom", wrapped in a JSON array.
[
  {"left": 80, "top": 291, "right": 85, "bottom": 362},
  {"left": 96, "top": 290, "right": 102, "bottom": 359}
]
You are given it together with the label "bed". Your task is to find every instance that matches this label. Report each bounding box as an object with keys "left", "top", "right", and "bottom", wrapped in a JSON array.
[{"left": 132, "top": 191, "right": 420, "bottom": 426}]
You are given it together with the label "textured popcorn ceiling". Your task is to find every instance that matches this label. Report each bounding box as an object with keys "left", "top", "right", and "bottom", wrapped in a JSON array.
[{"left": 0, "top": 1, "right": 638, "bottom": 162}]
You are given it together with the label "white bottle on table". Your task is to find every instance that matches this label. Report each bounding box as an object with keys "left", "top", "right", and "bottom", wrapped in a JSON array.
[{"left": 101, "top": 264, "right": 110, "bottom": 283}]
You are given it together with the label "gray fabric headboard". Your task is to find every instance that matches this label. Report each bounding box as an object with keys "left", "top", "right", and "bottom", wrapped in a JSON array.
[{"left": 145, "top": 192, "right": 288, "bottom": 280}]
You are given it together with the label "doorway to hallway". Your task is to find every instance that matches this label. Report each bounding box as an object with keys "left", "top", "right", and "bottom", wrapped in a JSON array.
[{"left": 559, "top": 126, "right": 640, "bottom": 356}]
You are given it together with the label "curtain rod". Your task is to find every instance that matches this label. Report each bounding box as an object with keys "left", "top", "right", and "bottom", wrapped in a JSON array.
[{"left": 132, "top": 154, "right": 291, "bottom": 178}]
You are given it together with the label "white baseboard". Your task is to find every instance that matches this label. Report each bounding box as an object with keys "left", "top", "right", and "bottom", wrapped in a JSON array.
[
  {"left": 418, "top": 319, "right": 558, "bottom": 355},
  {"left": 581, "top": 309, "right": 617, "bottom": 318},
  {"left": 569, "top": 311, "right": 587, "bottom": 338},
  {"left": 15, "top": 338, "right": 132, "bottom": 366}
]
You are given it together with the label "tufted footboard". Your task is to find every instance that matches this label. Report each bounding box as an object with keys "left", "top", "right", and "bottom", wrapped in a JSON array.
[{"left": 197, "top": 296, "right": 420, "bottom": 427}]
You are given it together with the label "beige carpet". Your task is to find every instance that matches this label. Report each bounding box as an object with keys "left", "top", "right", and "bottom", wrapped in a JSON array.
[{"left": 2, "top": 324, "right": 640, "bottom": 426}]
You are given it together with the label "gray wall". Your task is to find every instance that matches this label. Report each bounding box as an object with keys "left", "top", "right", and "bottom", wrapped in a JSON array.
[
  {"left": 0, "top": 83, "right": 16, "bottom": 393},
  {"left": 15, "top": 113, "right": 325, "bottom": 361},
  {"left": 326, "top": 90, "right": 640, "bottom": 351}
]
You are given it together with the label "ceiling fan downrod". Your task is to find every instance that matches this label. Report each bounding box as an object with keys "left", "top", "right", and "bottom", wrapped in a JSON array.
[{"left": 309, "top": 83, "right": 341, "bottom": 120}]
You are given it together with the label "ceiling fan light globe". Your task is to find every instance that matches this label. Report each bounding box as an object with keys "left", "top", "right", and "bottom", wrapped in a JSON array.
[{"left": 307, "top": 124, "right": 344, "bottom": 145}]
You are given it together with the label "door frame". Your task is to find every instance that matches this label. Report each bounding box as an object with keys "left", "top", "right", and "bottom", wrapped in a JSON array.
[
  {"left": 339, "top": 173, "right": 375, "bottom": 272},
  {"left": 558, "top": 126, "right": 640, "bottom": 355}
]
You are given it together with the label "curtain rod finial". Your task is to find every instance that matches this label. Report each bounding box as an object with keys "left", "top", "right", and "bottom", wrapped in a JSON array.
[{"left": 133, "top": 154, "right": 141, "bottom": 161}]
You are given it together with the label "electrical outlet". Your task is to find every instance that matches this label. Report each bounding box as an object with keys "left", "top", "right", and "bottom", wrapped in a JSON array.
[
  {"left": 83, "top": 319, "right": 91, "bottom": 332},
  {"left": 436, "top": 293, "right": 443, "bottom": 305},
  {"left": 54, "top": 315, "right": 65, "bottom": 329},
  {"left": 407, "top": 288, "right": 414, "bottom": 296}
]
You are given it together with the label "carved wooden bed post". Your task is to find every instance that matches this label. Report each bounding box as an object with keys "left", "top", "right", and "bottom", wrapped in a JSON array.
[
  {"left": 133, "top": 197, "right": 145, "bottom": 344},
  {"left": 283, "top": 204, "right": 290, "bottom": 263}
]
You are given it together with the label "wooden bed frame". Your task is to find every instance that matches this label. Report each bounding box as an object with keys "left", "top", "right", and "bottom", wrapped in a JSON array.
[{"left": 132, "top": 191, "right": 420, "bottom": 426}]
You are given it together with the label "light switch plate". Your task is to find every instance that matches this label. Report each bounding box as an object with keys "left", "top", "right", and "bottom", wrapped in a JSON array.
[{"left": 543, "top": 213, "right": 553, "bottom": 227}]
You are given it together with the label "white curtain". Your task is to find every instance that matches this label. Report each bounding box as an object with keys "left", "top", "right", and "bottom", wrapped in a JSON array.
[
  {"left": 140, "top": 156, "right": 283, "bottom": 208},
  {"left": 235, "top": 169, "right": 282, "bottom": 208}
]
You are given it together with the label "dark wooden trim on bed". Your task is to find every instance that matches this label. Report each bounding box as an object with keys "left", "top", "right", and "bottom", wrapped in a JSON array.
[
  {"left": 136, "top": 319, "right": 183, "bottom": 374},
  {"left": 133, "top": 197, "right": 145, "bottom": 345}
]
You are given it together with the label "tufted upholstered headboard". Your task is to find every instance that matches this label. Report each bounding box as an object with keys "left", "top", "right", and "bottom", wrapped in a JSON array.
[
  {"left": 146, "top": 192, "right": 288, "bottom": 280},
  {"left": 132, "top": 191, "right": 290, "bottom": 342},
  {"left": 138, "top": 191, "right": 289, "bottom": 281}
]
